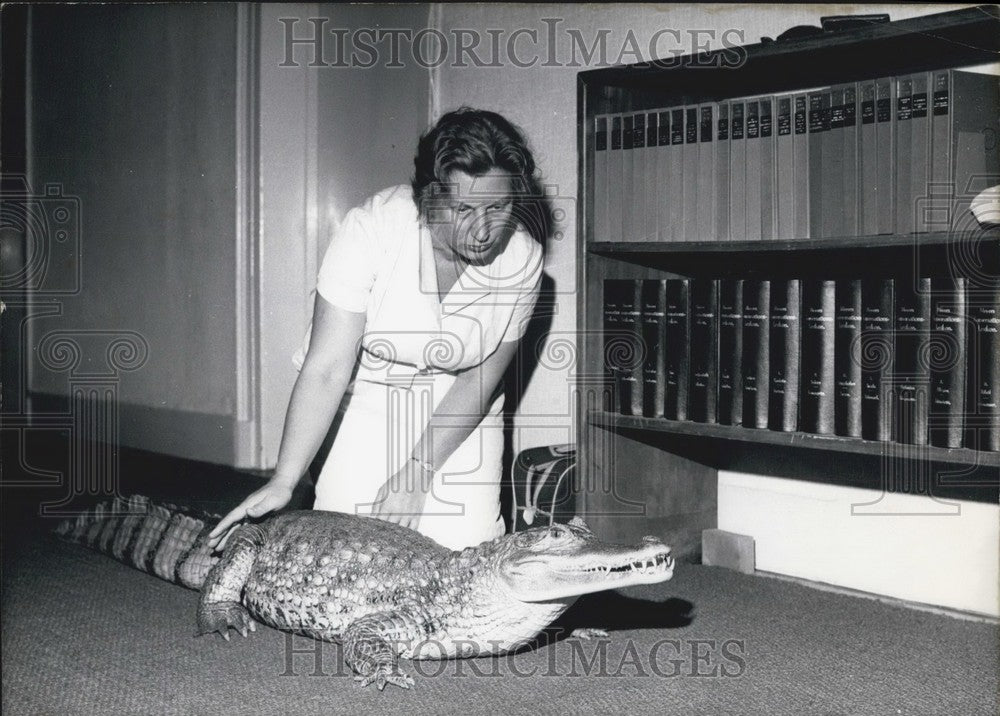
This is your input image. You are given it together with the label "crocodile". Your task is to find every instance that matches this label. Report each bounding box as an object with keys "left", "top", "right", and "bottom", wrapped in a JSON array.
[{"left": 56, "top": 495, "right": 674, "bottom": 690}]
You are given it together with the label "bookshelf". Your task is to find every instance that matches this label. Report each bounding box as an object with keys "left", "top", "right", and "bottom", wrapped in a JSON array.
[{"left": 576, "top": 6, "right": 1000, "bottom": 561}]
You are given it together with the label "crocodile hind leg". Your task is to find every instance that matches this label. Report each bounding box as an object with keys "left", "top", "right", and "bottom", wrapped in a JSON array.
[
  {"left": 342, "top": 611, "right": 422, "bottom": 690},
  {"left": 196, "top": 524, "right": 264, "bottom": 639}
]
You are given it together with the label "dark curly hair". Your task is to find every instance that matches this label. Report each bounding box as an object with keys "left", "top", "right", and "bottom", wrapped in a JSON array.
[{"left": 411, "top": 107, "right": 539, "bottom": 218}]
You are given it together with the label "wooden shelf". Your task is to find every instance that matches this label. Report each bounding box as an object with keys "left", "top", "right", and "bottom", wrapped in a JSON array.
[
  {"left": 589, "top": 410, "right": 1000, "bottom": 469},
  {"left": 589, "top": 231, "right": 1000, "bottom": 256}
]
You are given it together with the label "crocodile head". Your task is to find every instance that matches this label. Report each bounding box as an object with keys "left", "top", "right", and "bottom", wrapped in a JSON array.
[{"left": 495, "top": 516, "right": 673, "bottom": 602}]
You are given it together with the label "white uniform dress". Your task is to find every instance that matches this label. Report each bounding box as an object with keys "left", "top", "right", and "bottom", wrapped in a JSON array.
[{"left": 293, "top": 185, "right": 543, "bottom": 550}]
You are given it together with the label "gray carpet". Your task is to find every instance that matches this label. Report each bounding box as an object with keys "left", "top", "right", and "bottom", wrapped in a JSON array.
[{"left": 3, "top": 525, "right": 997, "bottom": 716}]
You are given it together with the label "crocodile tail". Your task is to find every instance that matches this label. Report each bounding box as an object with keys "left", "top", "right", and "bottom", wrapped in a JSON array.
[{"left": 54, "top": 495, "right": 222, "bottom": 590}]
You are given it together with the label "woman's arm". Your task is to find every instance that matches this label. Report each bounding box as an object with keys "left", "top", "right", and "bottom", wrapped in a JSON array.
[
  {"left": 371, "top": 337, "right": 520, "bottom": 529},
  {"left": 208, "top": 293, "right": 366, "bottom": 548}
]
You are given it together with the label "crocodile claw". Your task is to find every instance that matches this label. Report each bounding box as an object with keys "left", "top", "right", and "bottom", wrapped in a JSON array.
[
  {"left": 354, "top": 667, "right": 415, "bottom": 690},
  {"left": 197, "top": 600, "right": 256, "bottom": 639}
]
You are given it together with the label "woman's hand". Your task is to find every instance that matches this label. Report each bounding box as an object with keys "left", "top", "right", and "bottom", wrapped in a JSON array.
[
  {"left": 207, "top": 479, "right": 295, "bottom": 551},
  {"left": 371, "top": 460, "right": 431, "bottom": 531}
]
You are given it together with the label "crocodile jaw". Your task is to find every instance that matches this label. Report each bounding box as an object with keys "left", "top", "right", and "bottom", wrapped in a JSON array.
[{"left": 497, "top": 524, "right": 674, "bottom": 602}]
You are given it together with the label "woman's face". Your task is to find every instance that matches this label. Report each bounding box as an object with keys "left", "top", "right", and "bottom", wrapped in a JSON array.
[{"left": 428, "top": 168, "right": 516, "bottom": 266}]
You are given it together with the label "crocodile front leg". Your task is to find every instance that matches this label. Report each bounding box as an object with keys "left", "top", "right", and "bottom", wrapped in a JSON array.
[
  {"left": 196, "top": 524, "right": 264, "bottom": 639},
  {"left": 342, "top": 611, "right": 426, "bottom": 690}
]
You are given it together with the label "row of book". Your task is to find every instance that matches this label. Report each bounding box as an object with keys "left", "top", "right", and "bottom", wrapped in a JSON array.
[
  {"left": 591, "top": 69, "right": 999, "bottom": 244},
  {"left": 602, "top": 277, "right": 1000, "bottom": 451}
]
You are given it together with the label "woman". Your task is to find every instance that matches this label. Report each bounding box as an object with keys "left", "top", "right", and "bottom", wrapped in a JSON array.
[{"left": 208, "top": 108, "right": 544, "bottom": 551}]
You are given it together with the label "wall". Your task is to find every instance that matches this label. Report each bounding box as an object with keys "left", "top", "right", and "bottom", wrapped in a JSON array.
[{"left": 26, "top": 4, "right": 241, "bottom": 462}]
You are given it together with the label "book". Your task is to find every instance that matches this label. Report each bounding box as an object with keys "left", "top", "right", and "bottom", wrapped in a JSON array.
[
  {"left": 669, "top": 108, "right": 685, "bottom": 242},
  {"left": 928, "top": 276, "right": 967, "bottom": 448},
  {"left": 603, "top": 279, "right": 644, "bottom": 416},
  {"left": 631, "top": 113, "right": 647, "bottom": 241},
  {"left": 894, "top": 76, "right": 914, "bottom": 234},
  {"left": 682, "top": 106, "right": 699, "bottom": 241},
  {"left": 641, "top": 279, "right": 668, "bottom": 418},
  {"left": 875, "top": 78, "right": 895, "bottom": 235},
  {"left": 607, "top": 115, "right": 624, "bottom": 243},
  {"left": 793, "top": 94, "right": 810, "bottom": 238},
  {"left": 768, "top": 279, "right": 802, "bottom": 432},
  {"left": 718, "top": 279, "right": 744, "bottom": 426},
  {"left": 967, "top": 280, "right": 1000, "bottom": 452},
  {"left": 860, "top": 81, "right": 878, "bottom": 236},
  {"left": 742, "top": 279, "right": 770, "bottom": 428},
  {"left": 663, "top": 279, "right": 691, "bottom": 420},
  {"left": 929, "top": 70, "right": 1000, "bottom": 233},
  {"left": 808, "top": 91, "right": 828, "bottom": 238},
  {"left": 760, "top": 96, "right": 776, "bottom": 240},
  {"left": 656, "top": 110, "right": 672, "bottom": 241},
  {"left": 861, "top": 278, "right": 894, "bottom": 441},
  {"left": 910, "top": 73, "right": 931, "bottom": 233},
  {"left": 776, "top": 96, "right": 794, "bottom": 240},
  {"left": 645, "top": 111, "right": 660, "bottom": 242},
  {"left": 842, "top": 83, "right": 860, "bottom": 237},
  {"left": 621, "top": 114, "right": 635, "bottom": 241},
  {"left": 714, "top": 102, "right": 731, "bottom": 241},
  {"left": 745, "top": 100, "right": 762, "bottom": 241},
  {"left": 892, "top": 276, "right": 931, "bottom": 445},
  {"left": 835, "top": 279, "right": 863, "bottom": 437},
  {"left": 593, "top": 116, "right": 608, "bottom": 242},
  {"left": 800, "top": 280, "right": 837, "bottom": 434},
  {"left": 730, "top": 101, "right": 746, "bottom": 240},
  {"left": 824, "top": 87, "right": 845, "bottom": 238},
  {"left": 689, "top": 279, "right": 720, "bottom": 423},
  {"left": 696, "top": 104, "right": 716, "bottom": 242}
]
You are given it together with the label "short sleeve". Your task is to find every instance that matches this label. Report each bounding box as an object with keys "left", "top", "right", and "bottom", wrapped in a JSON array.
[
  {"left": 315, "top": 200, "right": 380, "bottom": 313},
  {"left": 501, "top": 239, "right": 544, "bottom": 343}
]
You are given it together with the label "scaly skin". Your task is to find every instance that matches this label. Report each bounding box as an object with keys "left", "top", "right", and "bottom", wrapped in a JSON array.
[{"left": 58, "top": 497, "right": 674, "bottom": 691}]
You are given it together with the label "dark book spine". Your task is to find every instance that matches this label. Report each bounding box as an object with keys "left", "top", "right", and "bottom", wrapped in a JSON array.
[
  {"left": 929, "top": 277, "right": 967, "bottom": 448},
  {"left": 621, "top": 279, "right": 645, "bottom": 416},
  {"left": 603, "top": 279, "right": 625, "bottom": 412},
  {"left": 800, "top": 280, "right": 837, "bottom": 434},
  {"left": 861, "top": 279, "right": 895, "bottom": 441},
  {"left": 641, "top": 279, "right": 668, "bottom": 418},
  {"left": 892, "top": 277, "right": 931, "bottom": 445},
  {"left": 834, "top": 279, "right": 863, "bottom": 437},
  {"left": 689, "top": 279, "right": 720, "bottom": 423},
  {"left": 663, "top": 279, "right": 691, "bottom": 421},
  {"left": 718, "top": 279, "right": 744, "bottom": 426},
  {"left": 768, "top": 279, "right": 802, "bottom": 432},
  {"left": 742, "top": 280, "right": 771, "bottom": 428},
  {"left": 967, "top": 281, "right": 1000, "bottom": 451}
]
